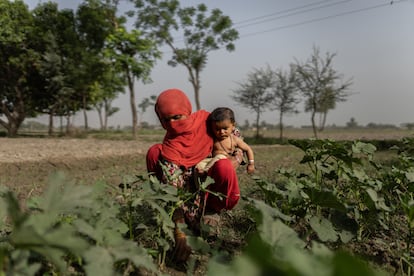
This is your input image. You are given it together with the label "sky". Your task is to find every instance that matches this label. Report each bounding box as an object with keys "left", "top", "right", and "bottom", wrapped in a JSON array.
[{"left": 23, "top": 0, "right": 414, "bottom": 128}]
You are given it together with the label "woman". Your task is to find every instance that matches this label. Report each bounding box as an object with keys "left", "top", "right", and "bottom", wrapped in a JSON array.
[{"left": 146, "top": 88, "right": 242, "bottom": 261}]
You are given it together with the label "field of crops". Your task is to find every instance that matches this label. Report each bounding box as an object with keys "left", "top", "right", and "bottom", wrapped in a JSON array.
[{"left": 0, "top": 128, "right": 413, "bottom": 275}]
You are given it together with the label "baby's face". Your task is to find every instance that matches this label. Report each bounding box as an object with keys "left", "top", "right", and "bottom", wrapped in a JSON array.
[{"left": 211, "top": 119, "right": 235, "bottom": 140}]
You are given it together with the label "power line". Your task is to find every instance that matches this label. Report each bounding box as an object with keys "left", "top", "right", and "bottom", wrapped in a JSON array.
[
  {"left": 171, "top": 0, "right": 352, "bottom": 44},
  {"left": 240, "top": 0, "right": 408, "bottom": 38},
  {"left": 234, "top": 0, "right": 352, "bottom": 29},
  {"left": 233, "top": 0, "right": 335, "bottom": 25}
]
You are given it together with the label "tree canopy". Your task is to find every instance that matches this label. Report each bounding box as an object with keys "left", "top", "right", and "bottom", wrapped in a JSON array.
[
  {"left": 232, "top": 66, "right": 275, "bottom": 138},
  {"left": 132, "top": 0, "right": 239, "bottom": 110},
  {"left": 294, "top": 46, "right": 353, "bottom": 137}
]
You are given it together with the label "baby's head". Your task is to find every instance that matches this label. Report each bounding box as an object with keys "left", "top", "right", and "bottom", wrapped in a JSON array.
[
  {"left": 209, "top": 107, "right": 235, "bottom": 124},
  {"left": 208, "top": 107, "right": 236, "bottom": 140}
]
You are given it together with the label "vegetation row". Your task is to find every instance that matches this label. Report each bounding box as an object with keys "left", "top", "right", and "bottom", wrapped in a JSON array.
[{"left": 1, "top": 138, "right": 413, "bottom": 275}]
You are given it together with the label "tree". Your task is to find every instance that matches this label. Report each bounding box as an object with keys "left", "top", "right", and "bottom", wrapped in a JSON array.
[
  {"left": 0, "top": 0, "right": 39, "bottom": 136},
  {"left": 132, "top": 0, "right": 239, "bottom": 110},
  {"left": 232, "top": 66, "right": 274, "bottom": 138},
  {"left": 346, "top": 117, "right": 358, "bottom": 128},
  {"left": 75, "top": 0, "right": 121, "bottom": 130},
  {"left": 137, "top": 95, "right": 156, "bottom": 128},
  {"left": 105, "top": 27, "right": 160, "bottom": 138},
  {"left": 271, "top": 66, "right": 300, "bottom": 141},
  {"left": 31, "top": 2, "right": 87, "bottom": 135},
  {"left": 38, "top": 38, "right": 75, "bottom": 135},
  {"left": 294, "top": 46, "right": 352, "bottom": 138}
]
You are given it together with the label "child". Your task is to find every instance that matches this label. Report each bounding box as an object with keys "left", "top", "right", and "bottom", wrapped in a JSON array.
[{"left": 197, "top": 107, "right": 255, "bottom": 174}]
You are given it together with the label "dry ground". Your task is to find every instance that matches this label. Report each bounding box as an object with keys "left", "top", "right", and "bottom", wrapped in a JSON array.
[
  {"left": 0, "top": 138, "right": 154, "bottom": 200},
  {"left": 1, "top": 128, "right": 412, "bottom": 197}
]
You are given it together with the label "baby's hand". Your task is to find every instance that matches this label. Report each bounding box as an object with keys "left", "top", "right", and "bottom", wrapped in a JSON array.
[{"left": 247, "top": 163, "right": 255, "bottom": 174}]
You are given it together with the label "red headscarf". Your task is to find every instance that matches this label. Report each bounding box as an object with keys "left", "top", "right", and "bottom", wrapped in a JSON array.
[{"left": 155, "top": 89, "right": 213, "bottom": 168}]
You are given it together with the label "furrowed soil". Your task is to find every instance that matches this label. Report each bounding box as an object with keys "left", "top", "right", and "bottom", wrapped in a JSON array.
[
  {"left": 1, "top": 128, "right": 413, "bottom": 200},
  {"left": 0, "top": 137, "right": 153, "bottom": 201}
]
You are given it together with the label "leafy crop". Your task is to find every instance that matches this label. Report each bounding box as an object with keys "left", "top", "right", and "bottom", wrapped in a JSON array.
[
  {"left": 1, "top": 138, "right": 413, "bottom": 275},
  {"left": 253, "top": 138, "right": 414, "bottom": 275},
  {"left": 0, "top": 173, "right": 155, "bottom": 275}
]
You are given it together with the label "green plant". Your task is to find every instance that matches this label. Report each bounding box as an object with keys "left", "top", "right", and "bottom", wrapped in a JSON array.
[{"left": 0, "top": 172, "right": 155, "bottom": 275}]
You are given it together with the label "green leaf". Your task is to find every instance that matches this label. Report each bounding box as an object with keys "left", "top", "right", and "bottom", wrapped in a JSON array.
[
  {"left": 365, "top": 188, "right": 391, "bottom": 212},
  {"left": 40, "top": 172, "right": 95, "bottom": 215},
  {"left": 284, "top": 245, "right": 332, "bottom": 276},
  {"left": 84, "top": 246, "right": 114, "bottom": 276},
  {"left": 249, "top": 198, "right": 293, "bottom": 222},
  {"left": 405, "top": 171, "right": 414, "bottom": 182},
  {"left": 109, "top": 239, "right": 157, "bottom": 272},
  {"left": 304, "top": 187, "right": 347, "bottom": 212},
  {"left": 260, "top": 219, "right": 305, "bottom": 254},
  {"left": 339, "top": 230, "right": 354, "bottom": 243},
  {"left": 187, "top": 235, "right": 210, "bottom": 254},
  {"left": 332, "top": 251, "right": 378, "bottom": 276},
  {"left": 309, "top": 216, "right": 338, "bottom": 242},
  {"left": 9, "top": 250, "right": 42, "bottom": 276},
  {"left": 0, "top": 195, "right": 7, "bottom": 229}
]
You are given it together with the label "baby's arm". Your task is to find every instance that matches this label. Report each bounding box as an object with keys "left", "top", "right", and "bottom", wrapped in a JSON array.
[{"left": 233, "top": 136, "right": 255, "bottom": 174}]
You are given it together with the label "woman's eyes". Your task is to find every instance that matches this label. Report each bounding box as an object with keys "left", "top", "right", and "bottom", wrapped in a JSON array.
[{"left": 163, "top": 115, "right": 183, "bottom": 122}]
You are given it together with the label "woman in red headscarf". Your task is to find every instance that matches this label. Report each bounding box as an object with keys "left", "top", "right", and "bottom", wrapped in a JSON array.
[{"left": 146, "top": 88, "right": 242, "bottom": 261}]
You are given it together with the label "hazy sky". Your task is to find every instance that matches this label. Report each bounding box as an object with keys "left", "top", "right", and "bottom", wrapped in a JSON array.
[{"left": 23, "top": 0, "right": 414, "bottom": 128}]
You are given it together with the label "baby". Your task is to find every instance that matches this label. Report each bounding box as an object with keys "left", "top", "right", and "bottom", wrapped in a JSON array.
[{"left": 197, "top": 107, "right": 255, "bottom": 174}]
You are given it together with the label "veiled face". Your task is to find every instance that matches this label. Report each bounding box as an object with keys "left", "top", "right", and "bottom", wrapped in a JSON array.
[
  {"left": 159, "top": 114, "right": 188, "bottom": 131},
  {"left": 155, "top": 89, "right": 192, "bottom": 130}
]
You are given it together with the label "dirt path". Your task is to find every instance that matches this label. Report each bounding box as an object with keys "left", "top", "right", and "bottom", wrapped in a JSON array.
[{"left": 0, "top": 138, "right": 152, "bottom": 163}]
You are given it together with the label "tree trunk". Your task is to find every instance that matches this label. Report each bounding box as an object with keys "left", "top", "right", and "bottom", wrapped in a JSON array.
[
  {"left": 48, "top": 112, "right": 54, "bottom": 136},
  {"left": 0, "top": 88, "right": 26, "bottom": 137},
  {"left": 83, "top": 94, "right": 88, "bottom": 130},
  {"left": 318, "top": 111, "right": 328, "bottom": 132},
  {"left": 279, "top": 110, "right": 284, "bottom": 141},
  {"left": 6, "top": 121, "right": 19, "bottom": 137},
  {"left": 311, "top": 110, "right": 318, "bottom": 139},
  {"left": 255, "top": 112, "right": 260, "bottom": 139},
  {"left": 193, "top": 82, "right": 201, "bottom": 111},
  {"left": 104, "top": 103, "right": 108, "bottom": 131},
  {"left": 96, "top": 105, "right": 104, "bottom": 130},
  {"left": 188, "top": 66, "right": 201, "bottom": 110},
  {"left": 66, "top": 114, "right": 71, "bottom": 135},
  {"left": 59, "top": 116, "right": 64, "bottom": 134},
  {"left": 127, "top": 69, "right": 137, "bottom": 139}
]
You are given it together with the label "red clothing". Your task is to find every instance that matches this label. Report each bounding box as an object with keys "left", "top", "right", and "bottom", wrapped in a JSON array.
[
  {"left": 146, "top": 144, "right": 239, "bottom": 211},
  {"left": 146, "top": 88, "right": 240, "bottom": 212},
  {"left": 154, "top": 89, "right": 213, "bottom": 168},
  {"left": 206, "top": 158, "right": 240, "bottom": 211}
]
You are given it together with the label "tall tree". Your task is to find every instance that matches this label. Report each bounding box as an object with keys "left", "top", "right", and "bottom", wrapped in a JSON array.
[
  {"left": 132, "top": 0, "right": 239, "bottom": 110},
  {"left": 271, "top": 66, "right": 300, "bottom": 141},
  {"left": 91, "top": 66, "right": 124, "bottom": 130},
  {"left": 105, "top": 27, "right": 160, "bottom": 138},
  {"left": 232, "top": 66, "right": 274, "bottom": 138},
  {"left": 137, "top": 95, "right": 156, "bottom": 128},
  {"left": 0, "top": 0, "right": 40, "bottom": 136},
  {"left": 294, "top": 46, "right": 352, "bottom": 138},
  {"left": 75, "top": 0, "right": 120, "bottom": 130},
  {"left": 32, "top": 3, "right": 83, "bottom": 134}
]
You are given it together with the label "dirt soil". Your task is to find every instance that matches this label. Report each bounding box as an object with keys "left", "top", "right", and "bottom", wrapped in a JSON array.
[{"left": 0, "top": 138, "right": 154, "bottom": 200}]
